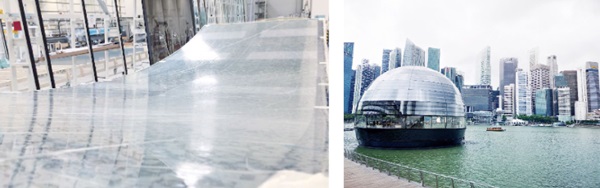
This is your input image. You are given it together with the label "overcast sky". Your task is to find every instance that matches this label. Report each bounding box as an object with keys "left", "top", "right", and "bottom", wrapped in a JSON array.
[{"left": 344, "top": 0, "right": 600, "bottom": 89}]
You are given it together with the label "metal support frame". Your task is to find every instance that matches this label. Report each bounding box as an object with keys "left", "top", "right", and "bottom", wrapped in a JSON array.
[
  {"left": 113, "top": 0, "right": 128, "bottom": 75},
  {"left": 17, "top": 0, "right": 41, "bottom": 90},
  {"left": 81, "top": 0, "right": 99, "bottom": 82},
  {"left": 0, "top": 19, "right": 8, "bottom": 59},
  {"left": 34, "top": 0, "right": 56, "bottom": 88}
]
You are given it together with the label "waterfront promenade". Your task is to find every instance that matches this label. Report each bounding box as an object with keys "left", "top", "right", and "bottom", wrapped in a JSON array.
[{"left": 345, "top": 159, "right": 421, "bottom": 188}]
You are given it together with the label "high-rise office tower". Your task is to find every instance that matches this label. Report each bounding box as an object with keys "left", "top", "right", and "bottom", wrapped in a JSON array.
[
  {"left": 503, "top": 84, "right": 515, "bottom": 117},
  {"left": 561, "top": 70, "right": 578, "bottom": 116},
  {"left": 381, "top": 49, "right": 392, "bottom": 74},
  {"left": 535, "top": 88, "right": 553, "bottom": 116},
  {"left": 441, "top": 67, "right": 463, "bottom": 92},
  {"left": 553, "top": 73, "right": 566, "bottom": 116},
  {"left": 353, "top": 59, "right": 382, "bottom": 112},
  {"left": 388, "top": 48, "right": 402, "bottom": 71},
  {"left": 575, "top": 68, "right": 588, "bottom": 120},
  {"left": 348, "top": 70, "right": 356, "bottom": 114},
  {"left": 548, "top": 55, "right": 558, "bottom": 88},
  {"left": 530, "top": 64, "right": 550, "bottom": 113},
  {"left": 515, "top": 69, "right": 532, "bottom": 116},
  {"left": 462, "top": 85, "right": 494, "bottom": 111},
  {"left": 344, "top": 42, "right": 354, "bottom": 114},
  {"left": 479, "top": 46, "right": 491, "bottom": 85},
  {"left": 586, "top": 62, "right": 600, "bottom": 112},
  {"left": 455, "top": 73, "right": 464, "bottom": 93},
  {"left": 420, "top": 50, "right": 426, "bottom": 67},
  {"left": 441, "top": 67, "right": 456, "bottom": 81},
  {"left": 557, "top": 87, "right": 572, "bottom": 122},
  {"left": 352, "top": 64, "right": 363, "bottom": 113},
  {"left": 428, "top": 47, "right": 440, "bottom": 71},
  {"left": 529, "top": 47, "right": 539, "bottom": 69},
  {"left": 554, "top": 74, "right": 567, "bottom": 88},
  {"left": 403, "top": 39, "right": 425, "bottom": 66},
  {"left": 499, "top": 58, "right": 518, "bottom": 96}
]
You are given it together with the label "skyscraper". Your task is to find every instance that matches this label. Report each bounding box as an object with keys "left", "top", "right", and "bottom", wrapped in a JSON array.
[
  {"left": 535, "top": 88, "right": 553, "bottom": 116},
  {"left": 554, "top": 73, "right": 567, "bottom": 88},
  {"left": 427, "top": 47, "right": 440, "bottom": 71},
  {"left": 462, "top": 85, "right": 494, "bottom": 111},
  {"left": 575, "top": 68, "right": 588, "bottom": 120},
  {"left": 515, "top": 69, "right": 532, "bottom": 116},
  {"left": 529, "top": 47, "right": 539, "bottom": 69},
  {"left": 352, "top": 59, "right": 382, "bottom": 112},
  {"left": 352, "top": 65, "right": 363, "bottom": 113},
  {"left": 548, "top": 55, "right": 558, "bottom": 88},
  {"left": 381, "top": 49, "right": 392, "bottom": 74},
  {"left": 503, "top": 84, "right": 515, "bottom": 117},
  {"left": 586, "top": 62, "right": 600, "bottom": 112},
  {"left": 388, "top": 48, "right": 402, "bottom": 71},
  {"left": 441, "top": 67, "right": 463, "bottom": 92},
  {"left": 557, "top": 87, "right": 572, "bottom": 122},
  {"left": 348, "top": 70, "right": 356, "bottom": 114},
  {"left": 499, "top": 58, "right": 518, "bottom": 96},
  {"left": 403, "top": 39, "right": 425, "bottom": 66},
  {"left": 561, "top": 70, "right": 578, "bottom": 116},
  {"left": 530, "top": 64, "right": 550, "bottom": 113},
  {"left": 479, "top": 46, "right": 491, "bottom": 85},
  {"left": 344, "top": 42, "right": 354, "bottom": 114},
  {"left": 455, "top": 73, "right": 464, "bottom": 93},
  {"left": 441, "top": 67, "right": 456, "bottom": 81}
]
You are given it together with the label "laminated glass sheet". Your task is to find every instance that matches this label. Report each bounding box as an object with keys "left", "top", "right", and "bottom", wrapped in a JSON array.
[{"left": 0, "top": 19, "right": 328, "bottom": 187}]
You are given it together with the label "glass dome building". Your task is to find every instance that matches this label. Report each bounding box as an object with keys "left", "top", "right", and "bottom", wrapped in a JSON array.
[{"left": 354, "top": 66, "right": 466, "bottom": 148}]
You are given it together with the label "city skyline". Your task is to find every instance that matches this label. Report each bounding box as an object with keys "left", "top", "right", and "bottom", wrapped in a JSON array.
[{"left": 344, "top": 0, "right": 600, "bottom": 89}]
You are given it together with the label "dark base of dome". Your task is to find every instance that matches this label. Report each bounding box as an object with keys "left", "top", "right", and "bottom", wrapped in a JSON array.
[{"left": 355, "top": 127, "right": 466, "bottom": 148}]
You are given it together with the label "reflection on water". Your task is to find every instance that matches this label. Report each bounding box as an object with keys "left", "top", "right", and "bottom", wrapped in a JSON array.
[{"left": 345, "top": 124, "right": 600, "bottom": 187}]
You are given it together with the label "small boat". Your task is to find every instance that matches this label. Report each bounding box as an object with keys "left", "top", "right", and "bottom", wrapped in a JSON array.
[{"left": 487, "top": 126, "right": 505, "bottom": 132}]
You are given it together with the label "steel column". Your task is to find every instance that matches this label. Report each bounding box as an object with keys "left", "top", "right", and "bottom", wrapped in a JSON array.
[
  {"left": 17, "top": 0, "right": 41, "bottom": 90},
  {"left": 189, "top": 0, "right": 196, "bottom": 35},
  {"left": 81, "top": 0, "right": 99, "bottom": 82},
  {"left": 113, "top": 0, "right": 128, "bottom": 75},
  {"left": 34, "top": 0, "right": 56, "bottom": 88},
  {"left": 141, "top": 0, "right": 155, "bottom": 65}
]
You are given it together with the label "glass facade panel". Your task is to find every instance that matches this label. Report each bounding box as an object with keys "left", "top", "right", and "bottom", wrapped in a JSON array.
[{"left": 355, "top": 114, "right": 465, "bottom": 129}]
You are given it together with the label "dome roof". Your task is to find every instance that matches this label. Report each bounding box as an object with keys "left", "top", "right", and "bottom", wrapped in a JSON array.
[{"left": 357, "top": 66, "right": 464, "bottom": 116}]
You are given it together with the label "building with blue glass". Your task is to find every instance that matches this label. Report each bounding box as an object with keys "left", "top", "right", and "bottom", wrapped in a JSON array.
[
  {"left": 555, "top": 73, "right": 567, "bottom": 88},
  {"left": 535, "top": 88, "right": 553, "bottom": 116},
  {"left": 441, "top": 67, "right": 463, "bottom": 92},
  {"left": 441, "top": 67, "right": 456, "bottom": 81},
  {"left": 462, "top": 85, "right": 494, "bottom": 112},
  {"left": 344, "top": 42, "right": 354, "bottom": 114},
  {"left": 586, "top": 62, "right": 600, "bottom": 112},
  {"left": 427, "top": 47, "right": 440, "bottom": 71},
  {"left": 381, "top": 49, "right": 392, "bottom": 74},
  {"left": 561, "top": 70, "right": 578, "bottom": 116},
  {"left": 388, "top": 48, "right": 402, "bottom": 71},
  {"left": 499, "top": 57, "right": 518, "bottom": 97}
]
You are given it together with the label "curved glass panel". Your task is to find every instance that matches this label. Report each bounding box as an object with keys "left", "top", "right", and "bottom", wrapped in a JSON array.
[
  {"left": 355, "top": 114, "right": 465, "bottom": 129},
  {"left": 357, "top": 66, "right": 465, "bottom": 116}
]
